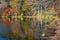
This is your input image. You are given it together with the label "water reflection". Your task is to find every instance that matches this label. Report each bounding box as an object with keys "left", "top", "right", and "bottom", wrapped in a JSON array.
[{"left": 0, "top": 17, "right": 56, "bottom": 40}]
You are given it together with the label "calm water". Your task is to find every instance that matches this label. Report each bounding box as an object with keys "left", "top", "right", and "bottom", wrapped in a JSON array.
[{"left": 0, "top": 18, "right": 56, "bottom": 40}]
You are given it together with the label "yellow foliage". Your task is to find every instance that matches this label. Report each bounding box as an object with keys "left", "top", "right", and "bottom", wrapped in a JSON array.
[
  {"left": 49, "top": 7, "right": 55, "bottom": 14},
  {"left": 22, "top": 0, "right": 29, "bottom": 10},
  {"left": 10, "top": 0, "right": 19, "bottom": 7}
]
